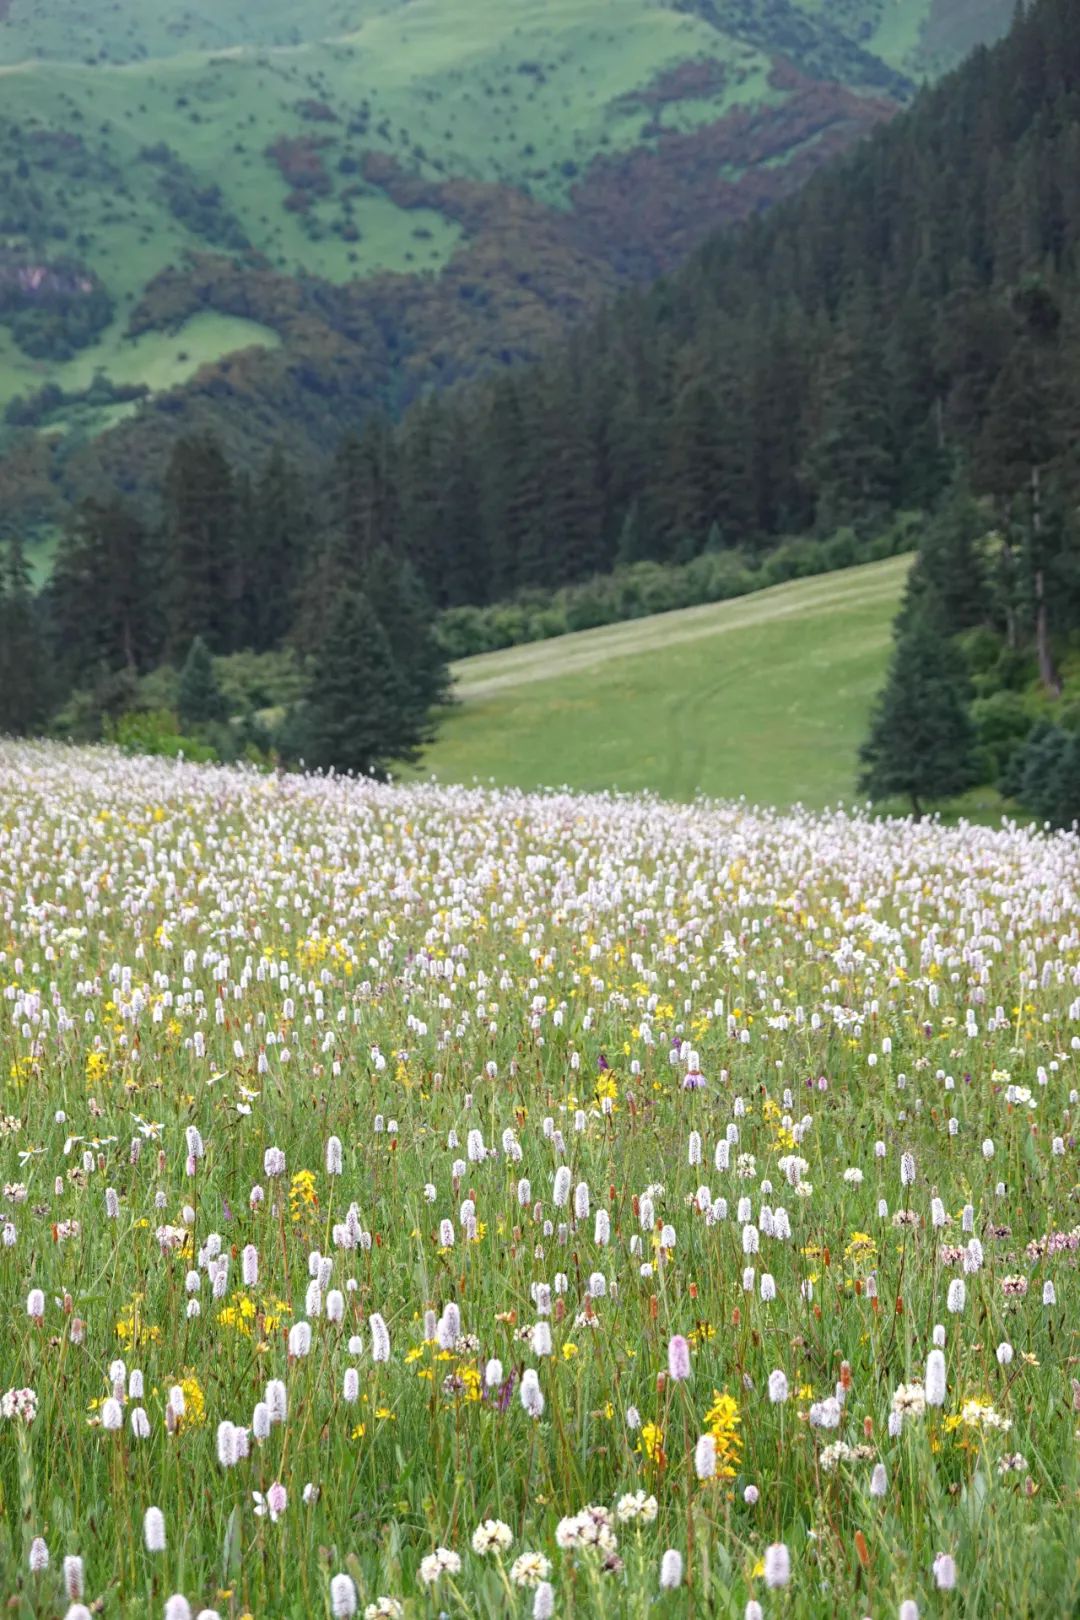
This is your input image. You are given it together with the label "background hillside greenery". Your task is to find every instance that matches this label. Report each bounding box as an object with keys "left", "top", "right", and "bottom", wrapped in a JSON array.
[{"left": 0, "top": 0, "right": 1010, "bottom": 541}]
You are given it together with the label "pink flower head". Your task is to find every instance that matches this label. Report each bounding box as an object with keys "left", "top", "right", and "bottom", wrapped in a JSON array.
[{"left": 667, "top": 1334, "right": 691, "bottom": 1381}]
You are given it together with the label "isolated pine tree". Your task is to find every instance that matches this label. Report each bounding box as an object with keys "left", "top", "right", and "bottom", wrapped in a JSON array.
[
  {"left": 858, "top": 610, "right": 978, "bottom": 816},
  {"left": 177, "top": 636, "right": 227, "bottom": 727},
  {"left": 298, "top": 589, "right": 414, "bottom": 776}
]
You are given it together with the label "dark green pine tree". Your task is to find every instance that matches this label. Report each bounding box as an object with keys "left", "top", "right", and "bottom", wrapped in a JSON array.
[
  {"left": 480, "top": 378, "right": 544, "bottom": 598},
  {"left": 1014, "top": 723, "right": 1070, "bottom": 821},
  {"left": 163, "top": 435, "right": 237, "bottom": 656},
  {"left": 614, "top": 502, "right": 647, "bottom": 568},
  {"left": 665, "top": 377, "right": 730, "bottom": 556},
  {"left": 177, "top": 636, "right": 228, "bottom": 727},
  {"left": 858, "top": 609, "right": 979, "bottom": 816},
  {"left": 973, "top": 281, "right": 1077, "bottom": 695},
  {"left": 0, "top": 536, "right": 50, "bottom": 736},
  {"left": 49, "top": 517, "right": 100, "bottom": 688},
  {"left": 804, "top": 293, "right": 897, "bottom": 533},
  {"left": 250, "top": 448, "right": 307, "bottom": 651},
  {"left": 900, "top": 485, "right": 993, "bottom": 636},
  {"left": 1044, "top": 729, "right": 1080, "bottom": 827},
  {"left": 335, "top": 417, "right": 400, "bottom": 569},
  {"left": 533, "top": 363, "right": 605, "bottom": 585},
  {"left": 439, "top": 415, "right": 490, "bottom": 608},
  {"left": 290, "top": 514, "right": 362, "bottom": 657},
  {"left": 298, "top": 588, "right": 417, "bottom": 777},
  {"left": 361, "top": 548, "right": 449, "bottom": 737},
  {"left": 50, "top": 497, "right": 157, "bottom": 685}
]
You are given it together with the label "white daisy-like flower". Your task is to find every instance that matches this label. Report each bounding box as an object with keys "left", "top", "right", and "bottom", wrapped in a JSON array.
[
  {"left": 510, "top": 1552, "right": 552, "bottom": 1588},
  {"left": 418, "top": 1548, "right": 462, "bottom": 1585},
  {"left": 471, "top": 1519, "right": 513, "bottom": 1556}
]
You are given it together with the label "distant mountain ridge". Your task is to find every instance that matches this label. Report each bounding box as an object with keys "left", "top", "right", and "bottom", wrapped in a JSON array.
[{"left": 0, "top": 0, "right": 1011, "bottom": 541}]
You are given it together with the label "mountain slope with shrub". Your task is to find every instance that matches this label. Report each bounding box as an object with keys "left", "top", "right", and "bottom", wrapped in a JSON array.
[{"left": 0, "top": 0, "right": 1010, "bottom": 542}]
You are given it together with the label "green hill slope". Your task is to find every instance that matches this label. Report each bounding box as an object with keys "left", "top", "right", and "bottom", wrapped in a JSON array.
[
  {"left": 415, "top": 554, "right": 909, "bottom": 806},
  {"left": 0, "top": 0, "right": 1011, "bottom": 541}
]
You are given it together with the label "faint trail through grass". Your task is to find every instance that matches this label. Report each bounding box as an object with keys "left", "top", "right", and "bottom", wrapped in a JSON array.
[{"left": 418, "top": 556, "right": 911, "bottom": 807}]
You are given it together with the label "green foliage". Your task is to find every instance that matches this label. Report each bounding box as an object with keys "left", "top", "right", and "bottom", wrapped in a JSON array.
[
  {"left": 213, "top": 648, "right": 307, "bottom": 713},
  {"left": 105, "top": 706, "right": 217, "bottom": 761},
  {"left": 970, "top": 690, "right": 1035, "bottom": 783},
  {"left": 164, "top": 435, "right": 238, "bottom": 655},
  {"left": 177, "top": 635, "right": 228, "bottom": 726},
  {"left": 858, "top": 608, "right": 980, "bottom": 816},
  {"left": 436, "top": 529, "right": 916, "bottom": 660},
  {"left": 286, "top": 588, "right": 420, "bottom": 776},
  {"left": 0, "top": 0, "right": 1008, "bottom": 530},
  {"left": 1005, "top": 721, "right": 1080, "bottom": 826},
  {"left": 0, "top": 536, "right": 52, "bottom": 736}
]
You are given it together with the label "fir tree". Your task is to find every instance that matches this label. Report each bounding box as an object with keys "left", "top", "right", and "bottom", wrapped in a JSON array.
[
  {"left": 900, "top": 486, "right": 993, "bottom": 636},
  {"left": 614, "top": 502, "right": 647, "bottom": 568},
  {"left": 249, "top": 448, "right": 307, "bottom": 651},
  {"left": 163, "top": 435, "right": 237, "bottom": 656},
  {"left": 50, "top": 497, "right": 156, "bottom": 685},
  {"left": 858, "top": 609, "right": 979, "bottom": 816},
  {"left": 361, "top": 548, "right": 449, "bottom": 736},
  {"left": 177, "top": 636, "right": 227, "bottom": 727},
  {"left": 296, "top": 589, "right": 416, "bottom": 776}
]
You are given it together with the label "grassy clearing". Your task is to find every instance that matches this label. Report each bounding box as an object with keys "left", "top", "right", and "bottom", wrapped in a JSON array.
[
  {"left": 0, "top": 314, "right": 281, "bottom": 416},
  {"left": 1, "top": 742, "right": 1078, "bottom": 1619},
  {"left": 417, "top": 556, "right": 911, "bottom": 808}
]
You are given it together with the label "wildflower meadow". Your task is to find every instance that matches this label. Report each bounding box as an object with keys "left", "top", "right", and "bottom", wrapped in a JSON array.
[{"left": 2, "top": 741, "right": 1079, "bottom": 1620}]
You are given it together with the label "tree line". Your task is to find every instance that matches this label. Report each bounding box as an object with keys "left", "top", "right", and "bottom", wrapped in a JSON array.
[{"left": 0, "top": 437, "right": 449, "bottom": 777}]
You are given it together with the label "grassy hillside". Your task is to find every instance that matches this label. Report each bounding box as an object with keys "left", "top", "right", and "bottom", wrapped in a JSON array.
[
  {"left": 415, "top": 554, "right": 910, "bottom": 806},
  {"left": 0, "top": 0, "right": 1011, "bottom": 542}
]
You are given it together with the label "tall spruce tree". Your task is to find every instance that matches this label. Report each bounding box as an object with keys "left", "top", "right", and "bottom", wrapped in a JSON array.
[
  {"left": 297, "top": 589, "right": 417, "bottom": 776},
  {"left": 249, "top": 448, "right": 307, "bottom": 651},
  {"left": 361, "top": 548, "right": 449, "bottom": 737},
  {"left": 50, "top": 497, "right": 156, "bottom": 686},
  {"left": 177, "top": 636, "right": 227, "bottom": 727},
  {"left": 858, "top": 609, "right": 979, "bottom": 816},
  {"left": 900, "top": 486, "right": 993, "bottom": 635},
  {"left": 163, "top": 435, "right": 237, "bottom": 656}
]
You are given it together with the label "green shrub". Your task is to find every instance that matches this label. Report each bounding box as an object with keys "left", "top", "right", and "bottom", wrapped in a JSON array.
[{"left": 106, "top": 708, "right": 217, "bottom": 761}]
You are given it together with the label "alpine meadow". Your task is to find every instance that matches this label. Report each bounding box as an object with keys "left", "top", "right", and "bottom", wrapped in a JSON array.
[{"left": 6, "top": 2, "right": 1080, "bottom": 1619}]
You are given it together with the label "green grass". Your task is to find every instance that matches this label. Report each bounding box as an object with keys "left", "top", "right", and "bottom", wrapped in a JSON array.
[
  {"left": 0, "top": 0, "right": 774, "bottom": 281},
  {"left": 788, "top": 0, "right": 1010, "bottom": 75},
  {"left": 0, "top": 313, "right": 280, "bottom": 415},
  {"left": 416, "top": 555, "right": 911, "bottom": 807},
  {"left": 1, "top": 740, "right": 1078, "bottom": 1620},
  {"left": 0, "top": 0, "right": 776, "bottom": 442}
]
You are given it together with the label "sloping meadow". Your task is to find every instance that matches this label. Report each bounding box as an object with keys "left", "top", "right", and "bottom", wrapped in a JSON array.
[{"left": 1, "top": 742, "right": 1079, "bottom": 1617}]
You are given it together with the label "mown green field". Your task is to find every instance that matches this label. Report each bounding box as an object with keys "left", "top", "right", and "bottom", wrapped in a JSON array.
[{"left": 417, "top": 556, "right": 912, "bottom": 807}]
